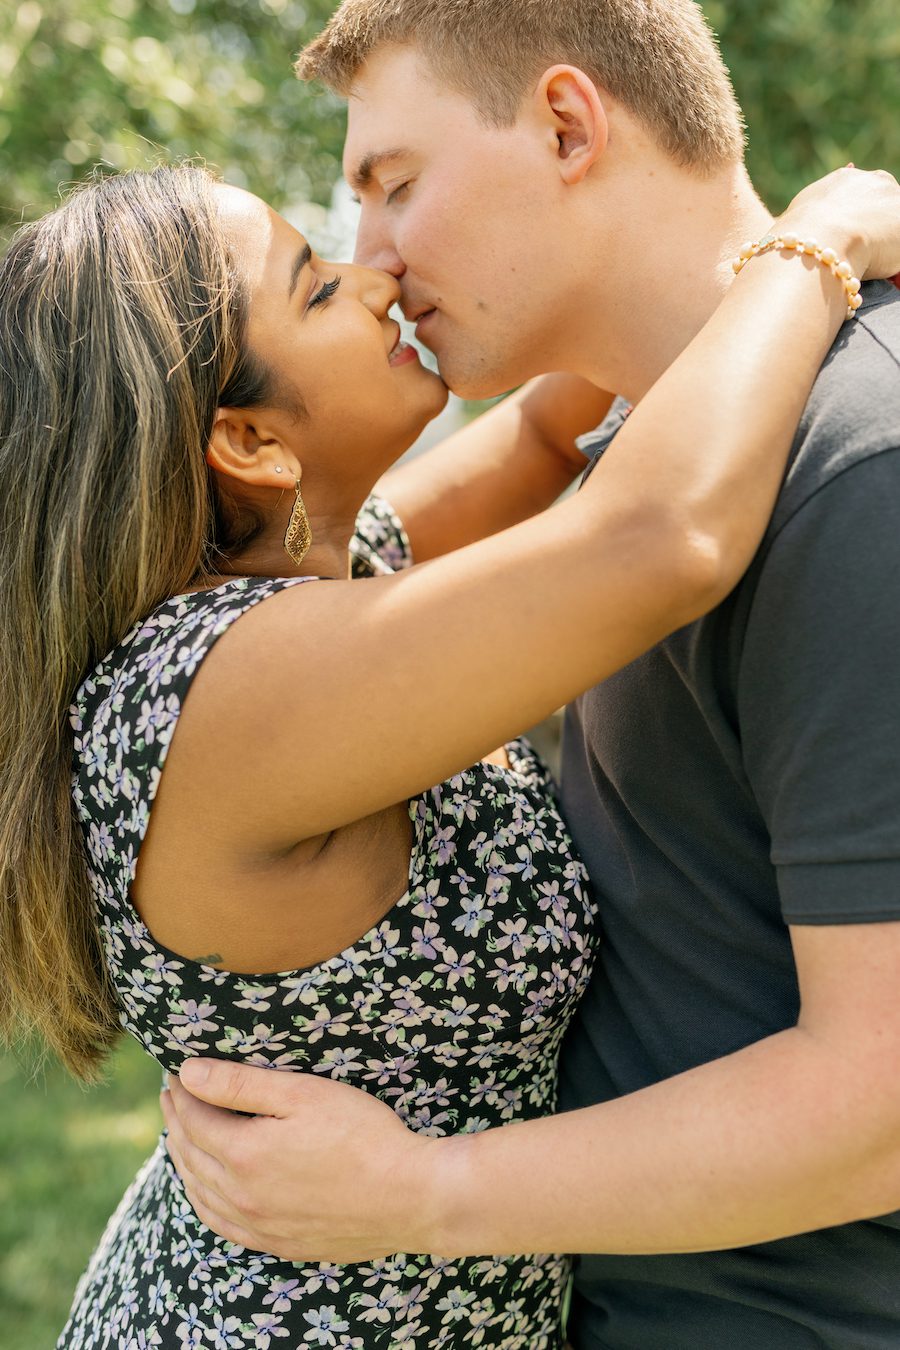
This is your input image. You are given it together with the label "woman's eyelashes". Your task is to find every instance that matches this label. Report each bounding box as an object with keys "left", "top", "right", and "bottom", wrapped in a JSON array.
[{"left": 307, "top": 276, "right": 342, "bottom": 311}]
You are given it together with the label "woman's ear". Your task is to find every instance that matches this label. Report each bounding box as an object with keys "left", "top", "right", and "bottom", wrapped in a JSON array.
[
  {"left": 534, "top": 65, "right": 609, "bottom": 184},
  {"left": 206, "top": 409, "right": 300, "bottom": 488}
]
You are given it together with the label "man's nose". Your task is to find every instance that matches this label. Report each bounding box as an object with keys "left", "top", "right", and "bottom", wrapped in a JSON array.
[{"left": 353, "top": 211, "right": 405, "bottom": 278}]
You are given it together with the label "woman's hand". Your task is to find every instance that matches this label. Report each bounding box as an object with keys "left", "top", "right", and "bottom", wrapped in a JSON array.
[
  {"left": 775, "top": 165, "right": 900, "bottom": 282},
  {"left": 161, "top": 1059, "right": 438, "bottom": 1261}
]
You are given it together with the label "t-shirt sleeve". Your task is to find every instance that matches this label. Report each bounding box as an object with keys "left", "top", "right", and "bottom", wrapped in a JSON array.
[
  {"left": 349, "top": 493, "right": 413, "bottom": 577},
  {"left": 738, "top": 447, "right": 900, "bottom": 924}
]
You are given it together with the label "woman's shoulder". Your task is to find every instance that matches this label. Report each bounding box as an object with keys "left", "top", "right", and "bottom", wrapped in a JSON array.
[{"left": 70, "top": 574, "right": 311, "bottom": 750}]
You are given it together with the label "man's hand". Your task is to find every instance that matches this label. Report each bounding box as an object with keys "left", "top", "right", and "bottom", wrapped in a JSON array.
[
  {"left": 161, "top": 1059, "right": 437, "bottom": 1261},
  {"left": 164, "top": 924, "right": 900, "bottom": 1263}
]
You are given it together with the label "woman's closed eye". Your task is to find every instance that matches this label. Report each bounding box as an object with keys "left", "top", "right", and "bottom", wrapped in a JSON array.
[{"left": 308, "top": 276, "right": 341, "bottom": 311}]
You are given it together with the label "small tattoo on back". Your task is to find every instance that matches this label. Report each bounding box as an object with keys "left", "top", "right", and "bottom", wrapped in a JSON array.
[{"left": 192, "top": 953, "right": 224, "bottom": 966}]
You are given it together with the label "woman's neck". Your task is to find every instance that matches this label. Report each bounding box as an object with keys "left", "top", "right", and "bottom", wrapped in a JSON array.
[{"left": 221, "top": 508, "right": 360, "bottom": 584}]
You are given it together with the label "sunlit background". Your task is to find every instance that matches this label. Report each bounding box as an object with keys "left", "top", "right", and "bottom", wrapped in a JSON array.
[{"left": 0, "top": 2, "right": 898, "bottom": 1344}]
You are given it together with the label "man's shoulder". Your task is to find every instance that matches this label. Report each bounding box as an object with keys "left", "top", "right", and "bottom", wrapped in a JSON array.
[{"left": 770, "top": 281, "right": 900, "bottom": 537}]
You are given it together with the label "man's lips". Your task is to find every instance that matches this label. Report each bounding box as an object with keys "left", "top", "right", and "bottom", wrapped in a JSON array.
[
  {"left": 414, "top": 308, "right": 436, "bottom": 333},
  {"left": 401, "top": 303, "right": 437, "bottom": 329}
]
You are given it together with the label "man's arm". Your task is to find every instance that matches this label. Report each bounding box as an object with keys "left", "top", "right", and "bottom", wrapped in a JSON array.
[
  {"left": 163, "top": 918, "right": 900, "bottom": 1260},
  {"left": 377, "top": 373, "right": 613, "bottom": 560},
  {"left": 162, "top": 442, "right": 900, "bottom": 1261}
]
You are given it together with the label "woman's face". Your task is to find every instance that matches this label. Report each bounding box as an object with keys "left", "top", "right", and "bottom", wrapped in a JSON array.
[{"left": 214, "top": 184, "right": 448, "bottom": 502}]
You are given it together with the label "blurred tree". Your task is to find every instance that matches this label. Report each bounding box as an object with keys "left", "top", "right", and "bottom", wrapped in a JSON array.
[
  {"left": 709, "top": 0, "right": 900, "bottom": 210},
  {"left": 0, "top": 1, "right": 897, "bottom": 245},
  {"left": 0, "top": 0, "right": 346, "bottom": 241}
]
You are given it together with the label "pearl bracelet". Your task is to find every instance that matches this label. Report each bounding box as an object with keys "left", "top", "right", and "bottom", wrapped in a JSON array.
[{"left": 731, "top": 233, "right": 863, "bottom": 320}]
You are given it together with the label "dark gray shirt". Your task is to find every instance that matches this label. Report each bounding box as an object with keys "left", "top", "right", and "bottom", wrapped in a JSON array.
[{"left": 559, "top": 282, "right": 900, "bottom": 1349}]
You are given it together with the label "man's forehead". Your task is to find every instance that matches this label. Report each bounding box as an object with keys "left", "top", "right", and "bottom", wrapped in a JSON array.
[{"left": 343, "top": 45, "right": 473, "bottom": 179}]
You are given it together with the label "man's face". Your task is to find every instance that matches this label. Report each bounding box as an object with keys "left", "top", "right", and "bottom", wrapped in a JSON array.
[{"left": 345, "top": 45, "right": 577, "bottom": 399}]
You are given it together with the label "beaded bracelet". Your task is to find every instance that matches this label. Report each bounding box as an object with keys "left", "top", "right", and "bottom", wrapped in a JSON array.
[{"left": 731, "top": 233, "right": 863, "bottom": 320}]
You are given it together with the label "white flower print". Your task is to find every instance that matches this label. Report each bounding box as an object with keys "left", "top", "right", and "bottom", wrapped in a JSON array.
[
  {"left": 300, "top": 1264, "right": 343, "bottom": 1295},
  {"left": 452, "top": 893, "right": 495, "bottom": 938},
  {"left": 262, "top": 1278, "right": 304, "bottom": 1312},
  {"left": 363, "top": 1052, "right": 418, "bottom": 1087},
  {"left": 410, "top": 919, "right": 444, "bottom": 960},
  {"left": 233, "top": 984, "right": 277, "bottom": 1012},
  {"left": 437, "top": 1286, "right": 478, "bottom": 1323},
  {"left": 369, "top": 922, "right": 404, "bottom": 967},
  {"left": 215, "top": 1023, "right": 291, "bottom": 1057},
  {"left": 432, "top": 823, "right": 457, "bottom": 864},
  {"left": 142, "top": 952, "right": 184, "bottom": 987},
  {"left": 494, "top": 917, "right": 529, "bottom": 959},
  {"left": 355, "top": 1284, "right": 402, "bottom": 1323},
  {"left": 250, "top": 1310, "right": 290, "bottom": 1345},
  {"left": 302, "top": 1305, "right": 350, "bottom": 1345},
  {"left": 294, "top": 1005, "right": 354, "bottom": 1043},
  {"left": 279, "top": 968, "right": 332, "bottom": 1007},
  {"left": 433, "top": 946, "right": 477, "bottom": 989},
  {"left": 410, "top": 877, "right": 449, "bottom": 919},
  {"left": 206, "top": 1310, "right": 243, "bottom": 1348},
  {"left": 470, "top": 1258, "right": 510, "bottom": 1284},
  {"left": 436, "top": 996, "right": 478, "bottom": 1029},
  {"left": 135, "top": 695, "right": 177, "bottom": 745},
  {"left": 61, "top": 503, "right": 596, "bottom": 1350},
  {"left": 169, "top": 1000, "right": 218, "bottom": 1035},
  {"left": 175, "top": 1303, "right": 207, "bottom": 1346},
  {"left": 313, "top": 1046, "right": 365, "bottom": 1079}
]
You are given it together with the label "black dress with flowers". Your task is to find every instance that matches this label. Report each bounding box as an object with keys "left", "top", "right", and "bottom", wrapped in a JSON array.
[{"left": 58, "top": 497, "right": 597, "bottom": 1350}]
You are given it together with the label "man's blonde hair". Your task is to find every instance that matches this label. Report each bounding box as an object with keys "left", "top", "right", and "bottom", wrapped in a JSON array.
[{"left": 296, "top": 0, "right": 746, "bottom": 171}]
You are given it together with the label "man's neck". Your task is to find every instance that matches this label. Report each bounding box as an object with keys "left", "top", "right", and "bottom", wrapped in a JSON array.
[{"left": 571, "top": 163, "right": 773, "bottom": 402}]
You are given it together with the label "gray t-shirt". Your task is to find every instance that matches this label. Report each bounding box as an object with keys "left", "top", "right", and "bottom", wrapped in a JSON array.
[{"left": 559, "top": 281, "right": 900, "bottom": 1349}]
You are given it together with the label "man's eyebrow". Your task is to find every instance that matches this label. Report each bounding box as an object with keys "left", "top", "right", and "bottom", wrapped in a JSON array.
[
  {"left": 288, "top": 243, "right": 312, "bottom": 300},
  {"left": 347, "top": 148, "right": 411, "bottom": 193}
]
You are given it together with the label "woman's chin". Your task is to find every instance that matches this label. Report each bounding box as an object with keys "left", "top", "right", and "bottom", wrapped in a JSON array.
[
  {"left": 412, "top": 369, "right": 451, "bottom": 423},
  {"left": 430, "top": 375, "right": 451, "bottom": 415}
]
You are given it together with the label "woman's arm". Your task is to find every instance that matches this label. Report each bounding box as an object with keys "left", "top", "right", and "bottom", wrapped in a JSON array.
[
  {"left": 173, "top": 170, "right": 900, "bottom": 856},
  {"left": 375, "top": 373, "right": 613, "bottom": 561}
]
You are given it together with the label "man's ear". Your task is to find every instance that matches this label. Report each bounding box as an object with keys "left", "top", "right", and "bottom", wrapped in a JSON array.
[
  {"left": 535, "top": 65, "right": 609, "bottom": 184},
  {"left": 206, "top": 409, "right": 299, "bottom": 488}
]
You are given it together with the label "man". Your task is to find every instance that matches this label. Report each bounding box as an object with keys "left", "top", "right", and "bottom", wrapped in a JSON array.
[{"left": 164, "top": 1, "right": 900, "bottom": 1344}]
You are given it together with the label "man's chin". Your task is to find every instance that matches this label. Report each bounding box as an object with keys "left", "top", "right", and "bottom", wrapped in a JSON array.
[{"left": 435, "top": 357, "right": 520, "bottom": 403}]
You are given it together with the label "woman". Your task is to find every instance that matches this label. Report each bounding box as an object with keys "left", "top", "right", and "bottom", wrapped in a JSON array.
[{"left": 0, "top": 164, "right": 895, "bottom": 1349}]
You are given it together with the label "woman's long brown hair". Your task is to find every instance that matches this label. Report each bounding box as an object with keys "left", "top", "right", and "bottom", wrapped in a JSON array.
[{"left": 0, "top": 166, "right": 273, "bottom": 1078}]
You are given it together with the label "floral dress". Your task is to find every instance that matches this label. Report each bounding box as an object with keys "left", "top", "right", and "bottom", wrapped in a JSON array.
[{"left": 58, "top": 498, "right": 597, "bottom": 1350}]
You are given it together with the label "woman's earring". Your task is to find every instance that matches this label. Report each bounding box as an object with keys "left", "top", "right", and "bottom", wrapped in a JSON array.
[{"left": 283, "top": 476, "right": 312, "bottom": 565}]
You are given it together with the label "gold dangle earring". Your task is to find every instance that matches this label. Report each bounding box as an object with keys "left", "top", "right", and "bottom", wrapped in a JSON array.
[{"left": 283, "top": 474, "right": 312, "bottom": 566}]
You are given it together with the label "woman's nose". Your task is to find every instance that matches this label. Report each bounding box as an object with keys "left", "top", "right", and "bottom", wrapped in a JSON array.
[{"left": 340, "top": 262, "right": 401, "bottom": 319}]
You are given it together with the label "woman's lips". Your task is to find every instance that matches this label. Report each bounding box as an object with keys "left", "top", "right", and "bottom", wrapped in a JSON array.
[{"left": 388, "top": 339, "right": 420, "bottom": 367}]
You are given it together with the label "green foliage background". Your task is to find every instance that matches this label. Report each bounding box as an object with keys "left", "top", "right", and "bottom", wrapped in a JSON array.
[
  {"left": 1, "top": 0, "right": 898, "bottom": 247},
  {"left": 0, "top": 0, "right": 346, "bottom": 243}
]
